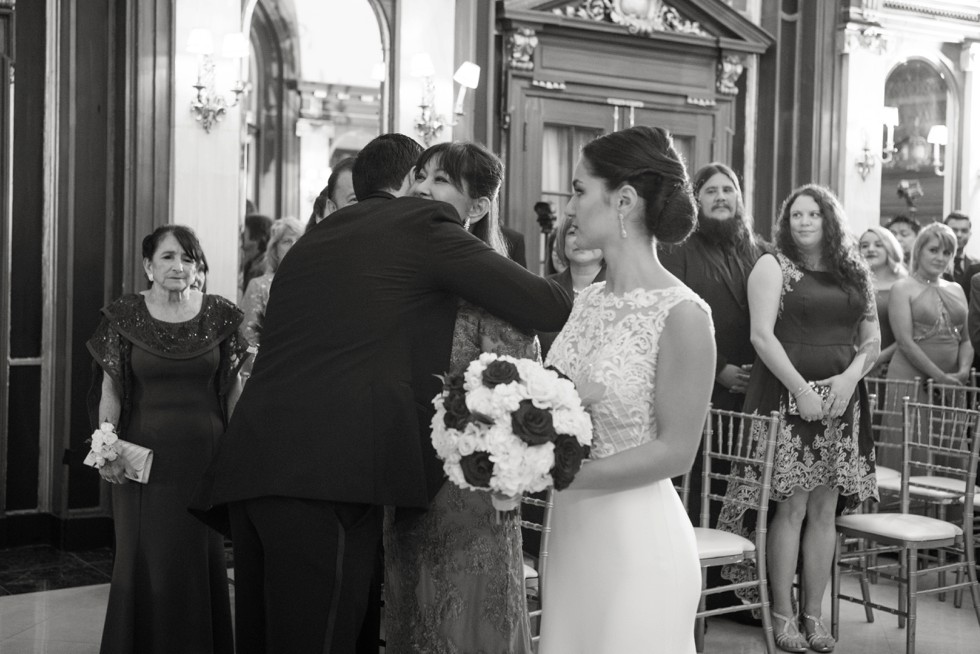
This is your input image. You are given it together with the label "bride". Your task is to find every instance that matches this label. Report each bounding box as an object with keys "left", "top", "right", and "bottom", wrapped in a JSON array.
[{"left": 541, "top": 126, "right": 715, "bottom": 653}]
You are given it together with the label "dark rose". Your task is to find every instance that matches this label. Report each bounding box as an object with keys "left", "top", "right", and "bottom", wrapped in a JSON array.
[
  {"left": 511, "top": 399, "right": 558, "bottom": 446},
  {"left": 459, "top": 451, "right": 494, "bottom": 488},
  {"left": 551, "top": 434, "right": 587, "bottom": 491},
  {"left": 441, "top": 373, "right": 471, "bottom": 430},
  {"left": 545, "top": 365, "right": 571, "bottom": 382},
  {"left": 482, "top": 360, "right": 521, "bottom": 388}
]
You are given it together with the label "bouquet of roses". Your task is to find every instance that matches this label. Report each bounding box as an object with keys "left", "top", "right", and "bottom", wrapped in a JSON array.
[{"left": 431, "top": 353, "right": 593, "bottom": 511}]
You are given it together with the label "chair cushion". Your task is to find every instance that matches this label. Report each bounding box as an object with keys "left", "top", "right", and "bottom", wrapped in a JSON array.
[
  {"left": 694, "top": 527, "right": 755, "bottom": 559},
  {"left": 837, "top": 512, "right": 963, "bottom": 541},
  {"left": 875, "top": 466, "right": 901, "bottom": 482},
  {"left": 908, "top": 475, "right": 980, "bottom": 503}
]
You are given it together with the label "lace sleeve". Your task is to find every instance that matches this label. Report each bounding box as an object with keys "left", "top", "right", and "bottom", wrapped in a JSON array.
[
  {"left": 86, "top": 316, "right": 124, "bottom": 387},
  {"left": 477, "top": 309, "right": 539, "bottom": 362}
]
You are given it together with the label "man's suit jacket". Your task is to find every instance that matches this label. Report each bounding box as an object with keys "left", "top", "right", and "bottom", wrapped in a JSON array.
[
  {"left": 946, "top": 254, "right": 979, "bottom": 297},
  {"left": 200, "top": 193, "right": 572, "bottom": 513},
  {"left": 659, "top": 234, "right": 759, "bottom": 411},
  {"left": 501, "top": 225, "right": 527, "bottom": 269}
]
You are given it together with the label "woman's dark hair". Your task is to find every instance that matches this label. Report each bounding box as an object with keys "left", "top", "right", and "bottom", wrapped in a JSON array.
[
  {"left": 775, "top": 184, "right": 873, "bottom": 311},
  {"left": 307, "top": 157, "right": 358, "bottom": 231},
  {"left": 141, "top": 225, "right": 206, "bottom": 265},
  {"left": 414, "top": 141, "right": 508, "bottom": 256},
  {"left": 580, "top": 125, "right": 695, "bottom": 244},
  {"left": 244, "top": 214, "right": 273, "bottom": 253},
  {"left": 886, "top": 213, "right": 920, "bottom": 234}
]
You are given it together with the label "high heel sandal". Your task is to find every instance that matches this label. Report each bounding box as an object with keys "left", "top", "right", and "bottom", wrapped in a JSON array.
[
  {"left": 770, "top": 611, "right": 808, "bottom": 653},
  {"left": 801, "top": 611, "right": 836, "bottom": 653}
]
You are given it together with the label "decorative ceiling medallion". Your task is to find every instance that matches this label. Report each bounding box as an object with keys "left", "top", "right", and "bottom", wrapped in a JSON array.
[{"left": 555, "top": 0, "right": 710, "bottom": 38}]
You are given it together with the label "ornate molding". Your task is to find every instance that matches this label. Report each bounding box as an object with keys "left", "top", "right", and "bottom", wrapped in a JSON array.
[
  {"left": 554, "top": 0, "right": 710, "bottom": 38},
  {"left": 716, "top": 53, "right": 744, "bottom": 95},
  {"left": 506, "top": 27, "right": 538, "bottom": 71},
  {"left": 963, "top": 41, "right": 980, "bottom": 71},
  {"left": 883, "top": 1, "right": 980, "bottom": 23},
  {"left": 840, "top": 24, "right": 889, "bottom": 55}
]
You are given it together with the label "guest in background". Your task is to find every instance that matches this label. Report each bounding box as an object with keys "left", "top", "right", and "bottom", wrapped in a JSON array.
[
  {"left": 858, "top": 226, "right": 907, "bottom": 376},
  {"left": 886, "top": 214, "right": 919, "bottom": 267},
  {"left": 660, "top": 162, "right": 764, "bottom": 615},
  {"left": 305, "top": 157, "right": 358, "bottom": 232},
  {"left": 719, "top": 185, "right": 878, "bottom": 653},
  {"left": 240, "top": 213, "right": 273, "bottom": 295},
  {"left": 239, "top": 217, "right": 305, "bottom": 349},
  {"left": 191, "top": 251, "right": 209, "bottom": 293},
  {"left": 943, "top": 211, "right": 976, "bottom": 295},
  {"left": 501, "top": 224, "right": 528, "bottom": 268},
  {"left": 537, "top": 215, "right": 605, "bottom": 359},
  {"left": 383, "top": 141, "right": 536, "bottom": 653},
  {"left": 88, "top": 225, "right": 248, "bottom": 654}
]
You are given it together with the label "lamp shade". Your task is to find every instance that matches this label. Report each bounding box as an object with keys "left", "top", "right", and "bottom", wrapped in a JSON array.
[
  {"left": 221, "top": 32, "right": 249, "bottom": 59},
  {"left": 882, "top": 106, "right": 899, "bottom": 128},
  {"left": 187, "top": 28, "right": 214, "bottom": 55},
  {"left": 410, "top": 53, "right": 435, "bottom": 78},
  {"left": 453, "top": 61, "right": 481, "bottom": 89},
  {"left": 927, "top": 124, "right": 948, "bottom": 146}
]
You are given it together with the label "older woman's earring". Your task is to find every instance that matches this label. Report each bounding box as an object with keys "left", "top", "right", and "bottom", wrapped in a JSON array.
[
  {"left": 618, "top": 212, "right": 628, "bottom": 239},
  {"left": 146, "top": 272, "right": 152, "bottom": 281}
]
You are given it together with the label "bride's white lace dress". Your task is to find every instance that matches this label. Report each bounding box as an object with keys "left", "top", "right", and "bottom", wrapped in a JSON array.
[{"left": 540, "top": 283, "right": 706, "bottom": 654}]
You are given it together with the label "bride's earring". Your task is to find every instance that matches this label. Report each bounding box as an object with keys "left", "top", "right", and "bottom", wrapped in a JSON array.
[
  {"left": 618, "top": 212, "right": 628, "bottom": 239},
  {"left": 463, "top": 217, "right": 472, "bottom": 231}
]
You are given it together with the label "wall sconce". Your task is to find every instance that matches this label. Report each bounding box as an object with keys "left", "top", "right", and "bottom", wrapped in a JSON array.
[
  {"left": 855, "top": 131, "right": 876, "bottom": 181},
  {"left": 881, "top": 106, "right": 899, "bottom": 163},
  {"left": 411, "top": 54, "right": 482, "bottom": 145},
  {"left": 187, "top": 28, "right": 248, "bottom": 133},
  {"left": 453, "top": 62, "right": 481, "bottom": 116},
  {"left": 926, "top": 124, "right": 947, "bottom": 176},
  {"left": 411, "top": 53, "right": 444, "bottom": 146}
]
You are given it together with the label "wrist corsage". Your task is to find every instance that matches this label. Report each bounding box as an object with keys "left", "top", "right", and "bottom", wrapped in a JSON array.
[{"left": 85, "top": 422, "right": 121, "bottom": 469}]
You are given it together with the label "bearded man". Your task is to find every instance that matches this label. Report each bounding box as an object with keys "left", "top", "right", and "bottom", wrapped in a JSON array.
[{"left": 660, "top": 162, "right": 766, "bottom": 616}]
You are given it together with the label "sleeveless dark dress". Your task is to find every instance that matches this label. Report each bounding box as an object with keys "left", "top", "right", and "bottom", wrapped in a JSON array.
[
  {"left": 87, "top": 294, "right": 248, "bottom": 654},
  {"left": 718, "top": 253, "right": 878, "bottom": 600}
]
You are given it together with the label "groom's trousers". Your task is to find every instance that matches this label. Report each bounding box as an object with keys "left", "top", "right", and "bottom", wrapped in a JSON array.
[{"left": 229, "top": 497, "right": 383, "bottom": 654}]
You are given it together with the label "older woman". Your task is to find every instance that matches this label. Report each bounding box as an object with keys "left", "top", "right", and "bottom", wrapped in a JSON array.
[
  {"left": 305, "top": 156, "right": 358, "bottom": 232},
  {"left": 239, "top": 216, "right": 305, "bottom": 348},
  {"left": 859, "top": 225, "right": 907, "bottom": 375},
  {"left": 720, "top": 185, "right": 879, "bottom": 653},
  {"left": 87, "top": 225, "right": 248, "bottom": 654}
]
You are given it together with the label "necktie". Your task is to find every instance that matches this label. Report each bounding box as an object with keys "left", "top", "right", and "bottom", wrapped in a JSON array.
[{"left": 955, "top": 255, "right": 964, "bottom": 280}]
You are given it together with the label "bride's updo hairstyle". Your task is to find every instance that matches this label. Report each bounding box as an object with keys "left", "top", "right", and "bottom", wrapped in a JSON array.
[{"left": 581, "top": 126, "right": 696, "bottom": 244}]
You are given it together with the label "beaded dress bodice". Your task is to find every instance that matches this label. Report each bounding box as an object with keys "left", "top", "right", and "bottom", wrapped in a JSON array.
[{"left": 547, "top": 283, "right": 711, "bottom": 459}]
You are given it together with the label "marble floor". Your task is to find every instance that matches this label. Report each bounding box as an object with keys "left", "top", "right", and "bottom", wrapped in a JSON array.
[{"left": 0, "top": 546, "right": 978, "bottom": 653}]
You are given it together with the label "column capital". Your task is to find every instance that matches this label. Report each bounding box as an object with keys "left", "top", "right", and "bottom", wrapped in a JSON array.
[{"left": 839, "top": 23, "right": 890, "bottom": 56}]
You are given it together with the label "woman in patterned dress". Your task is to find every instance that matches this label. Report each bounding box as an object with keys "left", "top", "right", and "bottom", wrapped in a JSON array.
[
  {"left": 239, "top": 216, "right": 305, "bottom": 349},
  {"left": 383, "top": 141, "right": 536, "bottom": 653},
  {"left": 720, "top": 185, "right": 879, "bottom": 653},
  {"left": 539, "top": 126, "right": 715, "bottom": 653}
]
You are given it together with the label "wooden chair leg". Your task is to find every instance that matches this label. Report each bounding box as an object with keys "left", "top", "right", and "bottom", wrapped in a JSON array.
[
  {"left": 857, "top": 547, "right": 875, "bottom": 624},
  {"left": 967, "top": 549, "right": 980, "bottom": 628},
  {"left": 831, "top": 533, "right": 841, "bottom": 640},
  {"left": 694, "top": 571, "right": 707, "bottom": 653},
  {"left": 898, "top": 546, "right": 907, "bottom": 629}
]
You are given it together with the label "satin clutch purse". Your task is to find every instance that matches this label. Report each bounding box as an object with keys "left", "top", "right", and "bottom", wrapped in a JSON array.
[
  {"left": 786, "top": 383, "right": 831, "bottom": 416},
  {"left": 84, "top": 439, "right": 154, "bottom": 483}
]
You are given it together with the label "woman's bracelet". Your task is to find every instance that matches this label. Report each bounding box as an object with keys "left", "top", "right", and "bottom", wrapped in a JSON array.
[{"left": 792, "top": 384, "right": 815, "bottom": 400}]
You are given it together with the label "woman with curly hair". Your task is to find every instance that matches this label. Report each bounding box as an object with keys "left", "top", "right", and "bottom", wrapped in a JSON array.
[{"left": 719, "top": 184, "right": 879, "bottom": 653}]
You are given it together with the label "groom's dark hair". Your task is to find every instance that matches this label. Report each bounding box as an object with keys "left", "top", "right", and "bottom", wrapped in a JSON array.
[{"left": 352, "top": 133, "right": 423, "bottom": 199}]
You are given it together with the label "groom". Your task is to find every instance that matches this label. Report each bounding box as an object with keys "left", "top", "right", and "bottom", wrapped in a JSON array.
[{"left": 198, "top": 133, "right": 572, "bottom": 653}]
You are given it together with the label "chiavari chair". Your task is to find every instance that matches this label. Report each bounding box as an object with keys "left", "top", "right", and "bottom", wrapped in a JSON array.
[{"left": 521, "top": 489, "right": 554, "bottom": 646}]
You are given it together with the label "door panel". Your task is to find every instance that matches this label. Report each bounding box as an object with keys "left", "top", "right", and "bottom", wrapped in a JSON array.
[{"left": 631, "top": 108, "right": 714, "bottom": 174}]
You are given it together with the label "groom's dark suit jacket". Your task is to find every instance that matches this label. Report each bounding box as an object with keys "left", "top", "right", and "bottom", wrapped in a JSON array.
[{"left": 201, "top": 192, "right": 572, "bottom": 512}]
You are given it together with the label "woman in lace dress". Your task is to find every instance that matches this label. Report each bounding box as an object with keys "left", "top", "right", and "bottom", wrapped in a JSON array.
[
  {"left": 719, "top": 185, "right": 879, "bottom": 653},
  {"left": 539, "top": 126, "right": 715, "bottom": 653},
  {"left": 383, "top": 141, "right": 535, "bottom": 653},
  {"left": 87, "top": 225, "right": 248, "bottom": 654}
]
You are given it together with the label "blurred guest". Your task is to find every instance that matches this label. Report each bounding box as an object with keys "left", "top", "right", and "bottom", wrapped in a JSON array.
[
  {"left": 239, "top": 217, "right": 305, "bottom": 349},
  {"left": 87, "top": 225, "right": 248, "bottom": 654},
  {"left": 944, "top": 211, "right": 976, "bottom": 295},
  {"left": 886, "top": 214, "right": 920, "bottom": 267},
  {"left": 858, "top": 226, "right": 907, "bottom": 376},
  {"left": 537, "top": 215, "right": 605, "bottom": 359},
  {"left": 240, "top": 213, "right": 272, "bottom": 295},
  {"left": 719, "top": 185, "right": 878, "bottom": 653},
  {"left": 501, "top": 224, "right": 528, "bottom": 268},
  {"left": 305, "top": 157, "right": 358, "bottom": 232},
  {"left": 191, "top": 251, "right": 209, "bottom": 292}
]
